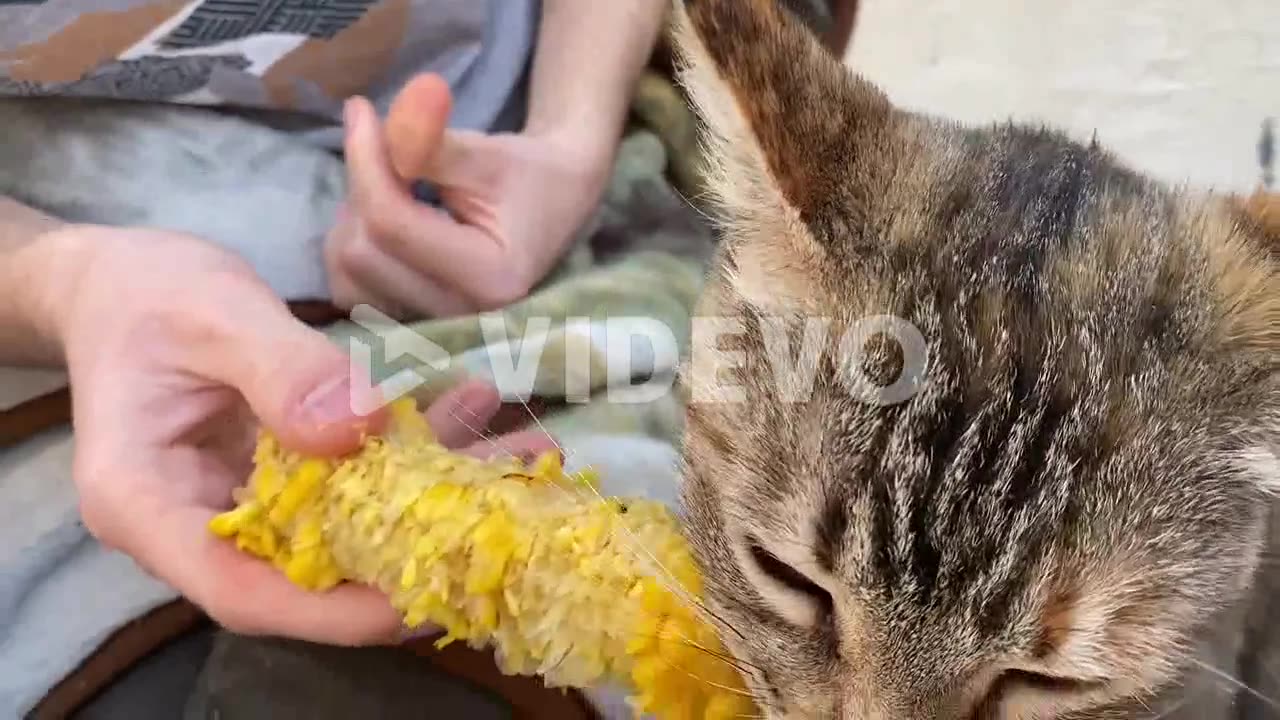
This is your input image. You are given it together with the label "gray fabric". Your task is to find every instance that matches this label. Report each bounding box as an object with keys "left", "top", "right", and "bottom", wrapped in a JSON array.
[
  {"left": 0, "top": 97, "right": 347, "bottom": 302},
  {"left": 0, "top": 367, "right": 66, "bottom": 412},
  {"left": 0, "top": 426, "right": 179, "bottom": 718},
  {"left": 299, "top": 0, "right": 539, "bottom": 147},
  {"left": 0, "top": 1, "right": 540, "bottom": 150},
  {"left": 0, "top": 4, "right": 540, "bottom": 304},
  {"left": 0, "top": 3, "right": 546, "bottom": 712}
]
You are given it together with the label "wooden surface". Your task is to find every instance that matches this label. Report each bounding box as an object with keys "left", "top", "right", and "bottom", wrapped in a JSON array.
[{"left": 0, "top": 386, "right": 70, "bottom": 451}]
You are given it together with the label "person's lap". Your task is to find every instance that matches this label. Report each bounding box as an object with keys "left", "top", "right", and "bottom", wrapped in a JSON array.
[
  {"left": 0, "top": 99, "right": 515, "bottom": 718},
  {"left": 74, "top": 626, "right": 514, "bottom": 720},
  {"left": 0, "top": 96, "right": 686, "bottom": 718}
]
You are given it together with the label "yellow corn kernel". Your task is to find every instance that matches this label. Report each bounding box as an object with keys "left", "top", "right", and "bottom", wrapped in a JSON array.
[
  {"left": 209, "top": 397, "right": 756, "bottom": 720},
  {"left": 267, "top": 458, "right": 331, "bottom": 525},
  {"left": 209, "top": 501, "right": 260, "bottom": 537}
]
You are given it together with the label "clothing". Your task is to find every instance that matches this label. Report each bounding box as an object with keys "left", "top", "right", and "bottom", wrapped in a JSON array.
[
  {"left": 0, "top": 1, "right": 853, "bottom": 712},
  {"left": 0, "top": 0, "right": 539, "bottom": 146},
  {"left": 0, "top": 74, "right": 716, "bottom": 719},
  {"left": 0, "top": 2, "right": 542, "bottom": 715}
]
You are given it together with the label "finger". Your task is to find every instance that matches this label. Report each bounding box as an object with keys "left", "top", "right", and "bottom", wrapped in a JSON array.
[
  {"left": 332, "top": 212, "right": 477, "bottom": 319},
  {"left": 152, "top": 501, "right": 405, "bottom": 646},
  {"left": 422, "top": 379, "right": 503, "bottom": 449},
  {"left": 369, "top": 74, "right": 495, "bottom": 191},
  {"left": 327, "top": 260, "right": 413, "bottom": 321},
  {"left": 342, "top": 96, "right": 515, "bottom": 305},
  {"left": 343, "top": 94, "right": 435, "bottom": 219},
  {"left": 384, "top": 73, "right": 453, "bottom": 183},
  {"left": 182, "top": 277, "right": 388, "bottom": 457},
  {"left": 324, "top": 204, "right": 410, "bottom": 316},
  {"left": 460, "top": 428, "right": 563, "bottom": 465},
  {"left": 403, "top": 126, "right": 498, "bottom": 192}
]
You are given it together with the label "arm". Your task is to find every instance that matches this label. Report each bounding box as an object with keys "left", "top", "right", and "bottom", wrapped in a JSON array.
[
  {"left": 522, "top": 0, "right": 669, "bottom": 176},
  {"left": 0, "top": 192, "right": 554, "bottom": 647},
  {"left": 0, "top": 196, "right": 75, "bottom": 366}
]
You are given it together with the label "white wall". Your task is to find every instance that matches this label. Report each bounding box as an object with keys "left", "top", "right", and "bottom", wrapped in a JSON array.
[{"left": 844, "top": 0, "right": 1278, "bottom": 194}]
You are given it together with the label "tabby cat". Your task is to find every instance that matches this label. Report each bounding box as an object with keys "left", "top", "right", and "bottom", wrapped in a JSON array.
[{"left": 670, "top": 1, "right": 1280, "bottom": 718}]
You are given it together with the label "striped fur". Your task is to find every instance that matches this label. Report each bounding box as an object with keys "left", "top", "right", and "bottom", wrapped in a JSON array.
[{"left": 672, "top": 1, "right": 1280, "bottom": 718}]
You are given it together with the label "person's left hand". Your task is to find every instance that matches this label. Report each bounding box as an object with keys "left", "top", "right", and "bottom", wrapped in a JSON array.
[
  {"left": 40, "top": 224, "right": 562, "bottom": 647},
  {"left": 325, "top": 75, "right": 612, "bottom": 319}
]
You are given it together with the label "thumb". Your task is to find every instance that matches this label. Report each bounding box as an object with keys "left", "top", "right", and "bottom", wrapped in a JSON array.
[
  {"left": 198, "top": 290, "right": 388, "bottom": 456},
  {"left": 379, "top": 75, "right": 491, "bottom": 189},
  {"left": 383, "top": 73, "right": 453, "bottom": 183},
  {"left": 345, "top": 86, "right": 490, "bottom": 200}
]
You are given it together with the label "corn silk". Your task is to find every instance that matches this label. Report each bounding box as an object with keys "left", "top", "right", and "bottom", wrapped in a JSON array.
[{"left": 209, "top": 398, "right": 756, "bottom": 719}]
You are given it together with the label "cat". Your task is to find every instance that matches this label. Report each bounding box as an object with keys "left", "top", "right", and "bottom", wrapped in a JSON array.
[{"left": 668, "top": 0, "right": 1280, "bottom": 718}]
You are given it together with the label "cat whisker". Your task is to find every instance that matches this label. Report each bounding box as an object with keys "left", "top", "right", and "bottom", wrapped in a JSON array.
[
  {"left": 1186, "top": 657, "right": 1280, "bottom": 710},
  {"left": 503, "top": 398, "right": 751, "bottom": 644},
  {"left": 1143, "top": 696, "right": 1189, "bottom": 720},
  {"left": 446, "top": 407, "right": 527, "bottom": 461},
  {"left": 653, "top": 654, "right": 758, "bottom": 699},
  {"left": 448, "top": 398, "right": 750, "bottom": 646},
  {"left": 673, "top": 186, "right": 721, "bottom": 227},
  {"left": 557, "top": 474, "right": 742, "bottom": 636},
  {"left": 677, "top": 637, "right": 764, "bottom": 674},
  {"left": 512, "top": 394, "right": 571, "bottom": 463},
  {"left": 636, "top": 629, "right": 763, "bottom": 676}
]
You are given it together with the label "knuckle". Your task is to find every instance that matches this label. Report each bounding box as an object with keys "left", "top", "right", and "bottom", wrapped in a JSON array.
[
  {"left": 327, "top": 272, "right": 366, "bottom": 311},
  {"left": 468, "top": 262, "right": 534, "bottom": 311},
  {"left": 330, "top": 285, "right": 362, "bottom": 312},
  {"left": 361, "top": 200, "right": 401, "bottom": 241},
  {"left": 336, "top": 231, "right": 377, "bottom": 276},
  {"left": 323, "top": 246, "right": 365, "bottom": 311}
]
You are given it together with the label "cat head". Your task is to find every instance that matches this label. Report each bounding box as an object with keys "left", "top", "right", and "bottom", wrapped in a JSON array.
[{"left": 671, "top": 1, "right": 1280, "bottom": 717}]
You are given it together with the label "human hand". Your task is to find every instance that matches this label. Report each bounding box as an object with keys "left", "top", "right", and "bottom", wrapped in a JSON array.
[
  {"left": 324, "top": 74, "right": 612, "bottom": 319},
  {"left": 42, "top": 224, "right": 559, "bottom": 645}
]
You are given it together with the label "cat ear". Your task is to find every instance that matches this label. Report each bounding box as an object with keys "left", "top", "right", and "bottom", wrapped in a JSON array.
[{"left": 670, "top": 0, "right": 893, "bottom": 310}]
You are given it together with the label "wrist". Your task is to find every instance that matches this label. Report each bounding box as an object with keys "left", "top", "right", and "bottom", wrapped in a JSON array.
[
  {"left": 10, "top": 223, "right": 99, "bottom": 362},
  {"left": 527, "top": 123, "right": 616, "bottom": 201}
]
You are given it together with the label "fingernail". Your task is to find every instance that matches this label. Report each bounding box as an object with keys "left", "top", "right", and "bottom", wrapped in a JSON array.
[
  {"left": 299, "top": 375, "right": 359, "bottom": 426},
  {"left": 397, "top": 623, "right": 442, "bottom": 644},
  {"left": 343, "top": 97, "right": 357, "bottom": 128},
  {"left": 459, "top": 381, "right": 497, "bottom": 408}
]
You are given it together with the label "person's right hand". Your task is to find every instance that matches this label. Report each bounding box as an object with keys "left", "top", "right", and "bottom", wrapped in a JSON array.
[
  {"left": 324, "top": 75, "right": 610, "bottom": 320},
  {"left": 37, "top": 223, "right": 559, "bottom": 646}
]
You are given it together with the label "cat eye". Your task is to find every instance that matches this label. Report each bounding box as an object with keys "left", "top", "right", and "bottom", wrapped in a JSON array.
[
  {"left": 975, "top": 668, "right": 1102, "bottom": 717},
  {"left": 747, "top": 540, "right": 835, "bottom": 615},
  {"left": 994, "top": 669, "right": 1093, "bottom": 694}
]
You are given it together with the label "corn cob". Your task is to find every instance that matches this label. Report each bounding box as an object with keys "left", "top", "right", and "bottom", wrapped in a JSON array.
[{"left": 209, "top": 397, "right": 755, "bottom": 720}]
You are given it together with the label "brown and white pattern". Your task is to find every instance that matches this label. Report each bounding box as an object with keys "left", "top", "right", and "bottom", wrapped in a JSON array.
[{"left": 0, "top": 0, "right": 501, "bottom": 124}]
